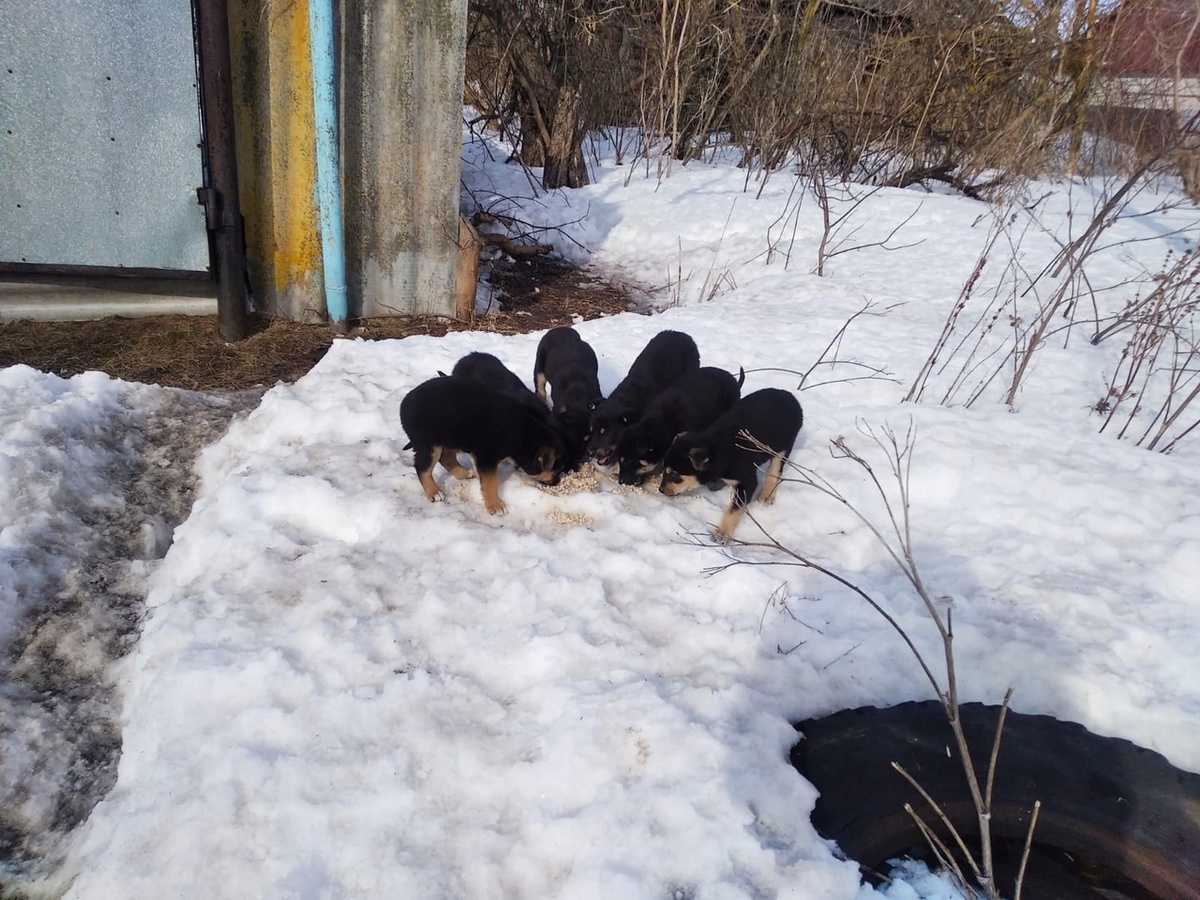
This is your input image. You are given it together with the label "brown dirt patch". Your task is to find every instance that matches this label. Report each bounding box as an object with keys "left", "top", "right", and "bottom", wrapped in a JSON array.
[{"left": 0, "top": 258, "right": 635, "bottom": 391}]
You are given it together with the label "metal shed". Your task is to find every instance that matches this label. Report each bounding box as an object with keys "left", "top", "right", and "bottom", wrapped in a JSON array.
[{"left": 0, "top": 0, "right": 469, "bottom": 339}]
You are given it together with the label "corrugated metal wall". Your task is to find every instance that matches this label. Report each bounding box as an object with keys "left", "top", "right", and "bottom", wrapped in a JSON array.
[{"left": 0, "top": 0, "right": 208, "bottom": 272}]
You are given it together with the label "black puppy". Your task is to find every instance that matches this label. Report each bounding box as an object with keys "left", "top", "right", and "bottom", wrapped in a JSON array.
[
  {"left": 533, "top": 327, "right": 603, "bottom": 427},
  {"left": 400, "top": 376, "right": 566, "bottom": 515},
  {"left": 615, "top": 366, "right": 744, "bottom": 486},
  {"left": 449, "top": 351, "right": 580, "bottom": 477},
  {"left": 451, "top": 351, "right": 544, "bottom": 412},
  {"left": 532, "top": 328, "right": 602, "bottom": 470},
  {"left": 659, "top": 388, "right": 803, "bottom": 542},
  {"left": 587, "top": 330, "right": 700, "bottom": 467}
]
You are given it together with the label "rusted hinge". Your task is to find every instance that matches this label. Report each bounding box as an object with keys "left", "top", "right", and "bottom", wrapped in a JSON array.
[{"left": 196, "top": 186, "right": 220, "bottom": 231}]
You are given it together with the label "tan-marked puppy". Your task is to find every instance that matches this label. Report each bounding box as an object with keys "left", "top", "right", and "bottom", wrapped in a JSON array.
[
  {"left": 587, "top": 330, "right": 700, "bottom": 467},
  {"left": 400, "top": 376, "right": 565, "bottom": 515},
  {"left": 659, "top": 388, "right": 803, "bottom": 542},
  {"left": 450, "top": 350, "right": 577, "bottom": 481},
  {"left": 616, "top": 366, "right": 743, "bottom": 486},
  {"left": 533, "top": 327, "right": 602, "bottom": 427},
  {"left": 533, "top": 328, "right": 603, "bottom": 471}
]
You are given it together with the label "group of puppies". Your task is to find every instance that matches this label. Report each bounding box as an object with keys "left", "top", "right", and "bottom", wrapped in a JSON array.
[{"left": 399, "top": 327, "right": 804, "bottom": 540}]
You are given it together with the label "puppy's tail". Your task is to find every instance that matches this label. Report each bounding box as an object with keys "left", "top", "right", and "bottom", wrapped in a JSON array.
[
  {"left": 402, "top": 441, "right": 413, "bottom": 451},
  {"left": 735, "top": 367, "right": 746, "bottom": 389}
]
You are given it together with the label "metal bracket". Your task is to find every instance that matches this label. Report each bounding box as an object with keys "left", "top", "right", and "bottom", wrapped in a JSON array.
[{"left": 196, "top": 186, "right": 220, "bottom": 231}]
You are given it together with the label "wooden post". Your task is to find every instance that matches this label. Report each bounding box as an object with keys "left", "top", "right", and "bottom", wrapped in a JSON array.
[{"left": 455, "top": 215, "right": 481, "bottom": 321}]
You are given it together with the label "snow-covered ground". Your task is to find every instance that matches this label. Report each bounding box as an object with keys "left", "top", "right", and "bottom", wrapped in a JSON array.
[{"left": 3, "top": 127, "right": 1199, "bottom": 899}]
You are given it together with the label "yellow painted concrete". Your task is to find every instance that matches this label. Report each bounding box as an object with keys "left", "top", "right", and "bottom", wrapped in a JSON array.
[
  {"left": 227, "top": 0, "right": 468, "bottom": 320},
  {"left": 229, "top": 0, "right": 324, "bottom": 321}
]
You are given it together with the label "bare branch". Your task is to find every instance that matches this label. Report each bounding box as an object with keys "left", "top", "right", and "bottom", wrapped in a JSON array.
[
  {"left": 1013, "top": 800, "right": 1042, "bottom": 900},
  {"left": 894, "top": 763, "right": 984, "bottom": 886},
  {"left": 722, "top": 428, "right": 1040, "bottom": 898}
]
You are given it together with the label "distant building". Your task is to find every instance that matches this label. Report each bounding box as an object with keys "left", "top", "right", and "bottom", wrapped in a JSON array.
[
  {"left": 1097, "top": 0, "right": 1200, "bottom": 78},
  {"left": 1094, "top": 0, "right": 1200, "bottom": 113},
  {"left": 1088, "top": 0, "right": 1200, "bottom": 193}
]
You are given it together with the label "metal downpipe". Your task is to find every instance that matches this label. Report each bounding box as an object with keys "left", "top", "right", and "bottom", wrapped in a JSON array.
[
  {"left": 309, "top": 0, "right": 348, "bottom": 331},
  {"left": 196, "top": 0, "right": 249, "bottom": 341}
]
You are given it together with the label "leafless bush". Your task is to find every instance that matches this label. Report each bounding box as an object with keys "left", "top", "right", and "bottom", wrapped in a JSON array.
[
  {"left": 466, "top": 0, "right": 1106, "bottom": 196},
  {"left": 627, "top": 0, "right": 726, "bottom": 179},
  {"left": 906, "top": 158, "right": 1200, "bottom": 451},
  {"left": 720, "top": 0, "right": 1092, "bottom": 190},
  {"left": 758, "top": 164, "right": 924, "bottom": 275},
  {"left": 1093, "top": 244, "right": 1200, "bottom": 451},
  {"left": 465, "top": 0, "right": 632, "bottom": 188},
  {"left": 656, "top": 239, "right": 737, "bottom": 309},
  {"left": 746, "top": 300, "right": 901, "bottom": 391},
  {"left": 811, "top": 170, "right": 925, "bottom": 276},
  {"left": 904, "top": 204, "right": 1028, "bottom": 407},
  {"left": 713, "top": 423, "right": 1037, "bottom": 900}
]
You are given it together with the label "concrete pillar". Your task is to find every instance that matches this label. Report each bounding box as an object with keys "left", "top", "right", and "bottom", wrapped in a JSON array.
[
  {"left": 342, "top": 0, "right": 467, "bottom": 319},
  {"left": 227, "top": 0, "right": 325, "bottom": 322}
]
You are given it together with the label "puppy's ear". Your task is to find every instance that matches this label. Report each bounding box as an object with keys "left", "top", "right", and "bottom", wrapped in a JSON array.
[{"left": 688, "top": 447, "right": 710, "bottom": 471}]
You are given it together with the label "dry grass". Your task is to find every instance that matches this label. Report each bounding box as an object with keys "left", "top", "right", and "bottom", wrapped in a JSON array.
[
  {"left": 1, "top": 315, "right": 335, "bottom": 392},
  {"left": 0, "top": 258, "right": 633, "bottom": 391}
]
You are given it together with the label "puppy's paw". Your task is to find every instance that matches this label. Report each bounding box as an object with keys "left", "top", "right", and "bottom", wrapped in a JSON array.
[
  {"left": 760, "top": 493, "right": 776, "bottom": 506},
  {"left": 712, "top": 527, "right": 733, "bottom": 545},
  {"left": 428, "top": 488, "right": 447, "bottom": 503},
  {"left": 485, "top": 500, "right": 508, "bottom": 516}
]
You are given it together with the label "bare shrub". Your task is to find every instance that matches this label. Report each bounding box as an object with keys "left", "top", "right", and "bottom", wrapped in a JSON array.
[
  {"left": 905, "top": 161, "right": 1200, "bottom": 451},
  {"left": 1093, "top": 243, "right": 1200, "bottom": 451},
  {"left": 744, "top": 300, "right": 901, "bottom": 391},
  {"left": 465, "top": 0, "right": 632, "bottom": 189},
  {"left": 656, "top": 236, "right": 737, "bottom": 309},
  {"left": 719, "top": 0, "right": 1095, "bottom": 191},
  {"left": 713, "top": 423, "right": 1037, "bottom": 900},
  {"left": 811, "top": 169, "right": 924, "bottom": 276},
  {"left": 904, "top": 203, "right": 1031, "bottom": 407},
  {"left": 627, "top": 0, "right": 727, "bottom": 177},
  {"left": 465, "top": 1, "right": 1104, "bottom": 196}
]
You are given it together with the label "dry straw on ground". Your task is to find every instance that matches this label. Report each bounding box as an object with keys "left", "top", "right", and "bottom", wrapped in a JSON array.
[{"left": 0, "top": 258, "right": 632, "bottom": 391}]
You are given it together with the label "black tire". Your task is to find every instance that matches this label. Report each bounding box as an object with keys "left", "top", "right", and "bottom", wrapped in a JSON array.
[{"left": 792, "top": 702, "right": 1200, "bottom": 899}]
